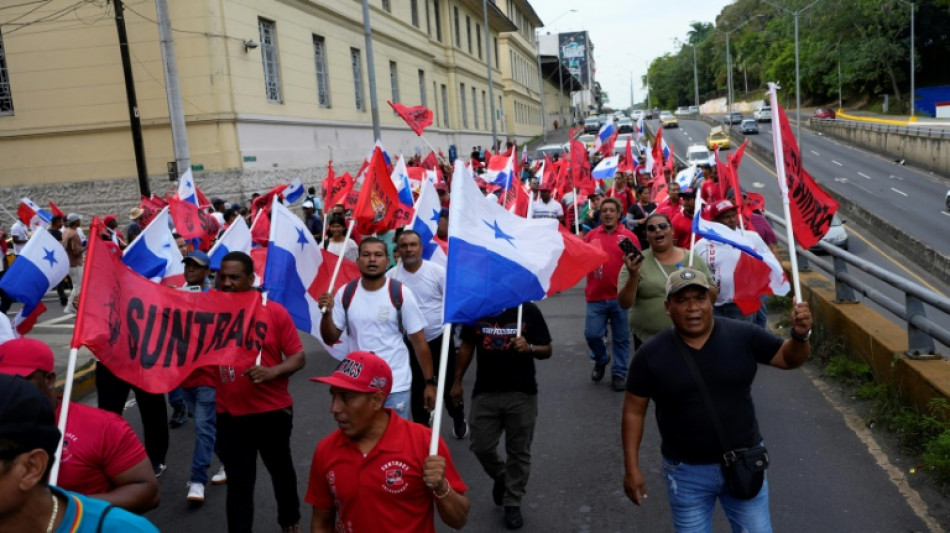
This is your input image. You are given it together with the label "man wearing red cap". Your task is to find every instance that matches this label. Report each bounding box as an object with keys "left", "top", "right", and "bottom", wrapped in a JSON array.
[
  {"left": 0, "top": 338, "right": 159, "bottom": 513},
  {"left": 103, "top": 214, "right": 127, "bottom": 249},
  {"left": 307, "top": 351, "right": 470, "bottom": 532},
  {"left": 671, "top": 187, "right": 697, "bottom": 249},
  {"left": 531, "top": 184, "right": 564, "bottom": 222}
]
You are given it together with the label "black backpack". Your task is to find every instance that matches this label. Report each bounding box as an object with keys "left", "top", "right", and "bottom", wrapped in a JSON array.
[{"left": 341, "top": 278, "right": 404, "bottom": 334}]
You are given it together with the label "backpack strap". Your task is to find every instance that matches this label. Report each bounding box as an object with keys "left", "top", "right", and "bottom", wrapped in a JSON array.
[
  {"left": 388, "top": 279, "right": 404, "bottom": 335},
  {"left": 341, "top": 279, "right": 360, "bottom": 334},
  {"left": 96, "top": 504, "right": 116, "bottom": 533}
]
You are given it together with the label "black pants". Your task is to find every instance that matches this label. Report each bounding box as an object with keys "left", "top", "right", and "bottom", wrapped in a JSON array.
[
  {"left": 96, "top": 364, "right": 169, "bottom": 467},
  {"left": 218, "top": 409, "right": 300, "bottom": 532},
  {"left": 407, "top": 332, "right": 465, "bottom": 425}
]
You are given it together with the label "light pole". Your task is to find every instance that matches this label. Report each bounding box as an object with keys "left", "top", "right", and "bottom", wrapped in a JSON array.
[
  {"left": 762, "top": 0, "right": 822, "bottom": 149},
  {"left": 676, "top": 39, "right": 701, "bottom": 109},
  {"left": 897, "top": 0, "right": 915, "bottom": 117},
  {"left": 361, "top": 0, "right": 381, "bottom": 141},
  {"left": 482, "top": 0, "right": 497, "bottom": 149},
  {"left": 836, "top": 40, "right": 842, "bottom": 111},
  {"left": 536, "top": 9, "right": 577, "bottom": 141},
  {"left": 715, "top": 15, "right": 763, "bottom": 116}
]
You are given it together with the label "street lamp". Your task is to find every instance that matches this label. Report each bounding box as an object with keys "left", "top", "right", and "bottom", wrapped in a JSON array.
[
  {"left": 675, "top": 39, "right": 701, "bottom": 109},
  {"left": 536, "top": 9, "right": 577, "bottom": 141},
  {"left": 761, "top": 0, "right": 823, "bottom": 149},
  {"left": 715, "top": 15, "right": 764, "bottom": 116},
  {"left": 897, "top": 0, "right": 915, "bottom": 117}
]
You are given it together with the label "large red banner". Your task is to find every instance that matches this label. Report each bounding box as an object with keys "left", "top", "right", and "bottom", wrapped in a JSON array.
[
  {"left": 354, "top": 147, "right": 400, "bottom": 234},
  {"left": 73, "top": 220, "right": 264, "bottom": 394}
]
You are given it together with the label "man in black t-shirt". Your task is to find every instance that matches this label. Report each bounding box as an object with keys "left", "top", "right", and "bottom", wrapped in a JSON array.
[
  {"left": 621, "top": 268, "right": 812, "bottom": 532},
  {"left": 451, "top": 303, "right": 552, "bottom": 531}
]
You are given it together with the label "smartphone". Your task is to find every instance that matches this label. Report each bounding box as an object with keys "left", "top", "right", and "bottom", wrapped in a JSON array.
[{"left": 619, "top": 238, "right": 640, "bottom": 259}]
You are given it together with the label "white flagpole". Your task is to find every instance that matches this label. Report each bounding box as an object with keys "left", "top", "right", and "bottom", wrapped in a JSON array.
[
  {"left": 0, "top": 203, "right": 21, "bottom": 226},
  {"left": 689, "top": 195, "right": 703, "bottom": 267},
  {"left": 428, "top": 323, "right": 453, "bottom": 455},
  {"left": 320, "top": 219, "right": 357, "bottom": 314},
  {"left": 49, "top": 347, "right": 79, "bottom": 485},
  {"left": 573, "top": 188, "right": 580, "bottom": 234},
  {"left": 321, "top": 213, "right": 328, "bottom": 243},
  {"left": 419, "top": 135, "right": 447, "bottom": 165},
  {"left": 768, "top": 83, "right": 802, "bottom": 302}
]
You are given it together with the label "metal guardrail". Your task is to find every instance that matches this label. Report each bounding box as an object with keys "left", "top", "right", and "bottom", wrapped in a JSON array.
[
  {"left": 813, "top": 118, "right": 950, "bottom": 139},
  {"left": 765, "top": 211, "right": 950, "bottom": 358}
]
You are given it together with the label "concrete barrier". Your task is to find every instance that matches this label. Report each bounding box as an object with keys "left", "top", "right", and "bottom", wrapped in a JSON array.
[{"left": 809, "top": 119, "right": 950, "bottom": 177}]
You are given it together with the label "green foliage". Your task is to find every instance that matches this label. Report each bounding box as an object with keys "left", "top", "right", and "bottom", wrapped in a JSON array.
[{"left": 822, "top": 355, "right": 872, "bottom": 386}]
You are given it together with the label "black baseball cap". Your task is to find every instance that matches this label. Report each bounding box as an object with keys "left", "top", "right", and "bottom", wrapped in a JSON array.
[{"left": 0, "top": 374, "right": 61, "bottom": 458}]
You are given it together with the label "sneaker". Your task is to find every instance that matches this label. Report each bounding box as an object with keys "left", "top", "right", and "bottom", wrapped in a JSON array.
[
  {"left": 492, "top": 473, "right": 506, "bottom": 507},
  {"left": 63, "top": 305, "right": 78, "bottom": 315},
  {"left": 169, "top": 406, "right": 189, "bottom": 428},
  {"left": 452, "top": 417, "right": 470, "bottom": 440},
  {"left": 590, "top": 363, "right": 606, "bottom": 382},
  {"left": 611, "top": 375, "right": 626, "bottom": 392},
  {"left": 504, "top": 506, "right": 524, "bottom": 529},
  {"left": 211, "top": 466, "right": 227, "bottom": 485},
  {"left": 186, "top": 482, "right": 205, "bottom": 503},
  {"left": 153, "top": 463, "right": 166, "bottom": 478}
]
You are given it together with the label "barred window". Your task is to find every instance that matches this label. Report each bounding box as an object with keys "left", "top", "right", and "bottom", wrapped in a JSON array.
[
  {"left": 482, "top": 90, "right": 487, "bottom": 130},
  {"left": 476, "top": 24, "right": 482, "bottom": 59},
  {"left": 351, "top": 48, "right": 364, "bottom": 111},
  {"left": 466, "top": 16, "right": 471, "bottom": 54},
  {"left": 453, "top": 7, "right": 460, "bottom": 47},
  {"left": 433, "top": 0, "right": 442, "bottom": 42},
  {"left": 441, "top": 84, "right": 449, "bottom": 127},
  {"left": 419, "top": 70, "right": 427, "bottom": 107},
  {"left": 313, "top": 35, "right": 331, "bottom": 108},
  {"left": 389, "top": 61, "right": 399, "bottom": 104},
  {"left": 258, "top": 18, "right": 281, "bottom": 103},
  {"left": 460, "top": 83, "right": 467, "bottom": 128},
  {"left": 382, "top": 0, "right": 391, "bottom": 13},
  {"left": 0, "top": 29, "right": 12, "bottom": 115},
  {"left": 472, "top": 86, "right": 478, "bottom": 129},
  {"left": 411, "top": 0, "right": 419, "bottom": 27}
]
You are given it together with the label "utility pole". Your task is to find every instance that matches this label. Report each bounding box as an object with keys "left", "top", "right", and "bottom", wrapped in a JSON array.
[
  {"left": 112, "top": 0, "right": 150, "bottom": 196},
  {"left": 483, "top": 0, "right": 497, "bottom": 150},
  {"left": 361, "top": 0, "right": 381, "bottom": 141},
  {"left": 536, "top": 31, "right": 546, "bottom": 142},
  {"left": 155, "top": 0, "right": 190, "bottom": 179},
  {"left": 692, "top": 43, "right": 699, "bottom": 108}
]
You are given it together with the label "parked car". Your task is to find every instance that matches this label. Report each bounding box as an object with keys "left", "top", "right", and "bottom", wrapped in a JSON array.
[
  {"left": 707, "top": 126, "right": 731, "bottom": 150},
  {"left": 660, "top": 112, "right": 678, "bottom": 128},
  {"left": 675, "top": 107, "right": 689, "bottom": 115},
  {"left": 534, "top": 144, "right": 567, "bottom": 161},
  {"left": 618, "top": 118, "right": 634, "bottom": 133},
  {"left": 945, "top": 189, "right": 950, "bottom": 211},
  {"left": 754, "top": 106, "right": 772, "bottom": 122},
  {"left": 740, "top": 119, "right": 759, "bottom": 134},
  {"left": 812, "top": 214, "right": 848, "bottom": 251},
  {"left": 814, "top": 108, "right": 836, "bottom": 120},
  {"left": 688, "top": 105, "right": 700, "bottom": 114},
  {"left": 583, "top": 116, "right": 602, "bottom": 133},
  {"left": 686, "top": 145, "right": 713, "bottom": 166},
  {"left": 727, "top": 112, "right": 743, "bottom": 124}
]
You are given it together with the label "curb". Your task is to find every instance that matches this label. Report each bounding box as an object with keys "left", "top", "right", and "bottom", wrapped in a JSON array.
[{"left": 56, "top": 362, "right": 97, "bottom": 402}]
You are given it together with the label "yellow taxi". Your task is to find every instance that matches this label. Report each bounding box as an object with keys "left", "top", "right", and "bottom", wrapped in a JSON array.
[
  {"left": 706, "top": 126, "right": 731, "bottom": 150},
  {"left": 660, "top": 111, "right": 678, "bottom": 128}
]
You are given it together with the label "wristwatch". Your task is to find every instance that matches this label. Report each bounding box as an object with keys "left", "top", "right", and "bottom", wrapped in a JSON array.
[
  {"left": 425, "top": 375, "right": 438, "bottom": 386},
  {"left": 790, "top": 328, "right": 812, "bottom": 343}
]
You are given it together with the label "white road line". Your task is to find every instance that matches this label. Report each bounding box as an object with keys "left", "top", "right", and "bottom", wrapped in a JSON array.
[
  {"left": 832, "top": 160, "right": 843, "bottom": 167},
  {"left": 857, "top": 172, "right": 872, "bottom": 179},
  {"left": 33, "top": 324, "right": 75, "bottom": 330},
  {"left": 810, "top": 150, "right": 820, "bottom": 156},
  {"left": 854, "top": 183, "right": 875, "bottom": 195},
  {"left": 37, "top": 314, "right": 75, "bottom": 326},
  {"left": 891, "top": 187, "right": 908, "bottom": 197},
  {"left": 942, "top": 211, "right": 950, "bottom": 217}
]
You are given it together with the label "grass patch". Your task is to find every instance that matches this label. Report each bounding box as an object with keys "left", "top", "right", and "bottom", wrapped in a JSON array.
[{"left": 822, "top": 355, "right": 872, "bottom": 387}]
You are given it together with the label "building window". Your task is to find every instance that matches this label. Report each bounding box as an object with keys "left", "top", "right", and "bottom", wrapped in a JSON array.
[
  {"left": 258, "top": 18, "right": 281, "bottom": 103},
  {"left": 419, "top": 70, "right": 427, "bottom": 107},
  {"left": 312, "top": 35, "right": 331, "bottom": 108},
  {"left": 389, "top": 61, "right": 399, "bottom": 104},
  {"left": 476, "top": 24, "right": 482, "bottom": 59},
  {"left": 453, "top": 7, "right": 460, "bottom": 48},
  {"left": 351, "top": 48, "right": 364, "bottom": 111},
  {"left": 466, "top": 16, "right": 472, "bottom": 54},
  {"left": 425, "top": 0, "right": 431, "bottom": 35},
  {"left": 441, "top": 83, "right": 449, "bottom": 127},
  {"left": 433, "top": 0, "right": 442, "bottom": 42},
  {"left": 0, "top": 29, "right": 12, "bottom": 115},
  {"left": 382, "top": 0, "right": 391, "bottom": 13},
  {"left": 460, "top": 83, "right": 467, "bottom": 128},
  {"left": 482, "top": 90, "right": 487, "bottom": 130},
  {"left": 493, "top": 36, "right": 499, "bottom": 68},
  {"left": 472, "top": 86, "right": 478, "bottom": 129},
  {"left": 411, "top": 0, "right": 419, "bottom": 27}
]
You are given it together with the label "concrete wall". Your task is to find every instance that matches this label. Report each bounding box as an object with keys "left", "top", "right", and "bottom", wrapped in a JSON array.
[{"left": 809, "top": 119, "right": 950, "bottom": 177}]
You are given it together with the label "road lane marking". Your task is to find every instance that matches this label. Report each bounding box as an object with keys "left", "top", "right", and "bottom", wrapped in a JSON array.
[
  {"left": 891, "top": 188, "right": 908, "bottom": 197},
  {"left": 810, "top": 150, "right": 820, "bottom": 156},
  {"left": 854, "top": 183, "right": 875, "bottom": 195},
  {"left": 858, "top": 172, "right": 871, "bottom": 179},
  {"left": 834, "top": 177, "right": 849, "bottom": 183},
  {"left": 32, "top": 324, "right": 74, "bottom": 330},
  {"left": 942, "top": 211, "right": 950, "bottom": 217},
  {"left": 752, "top": 181, "right": 765, "bottom": 189},
  {"left": 37, "top": 314, "right": 75, "bottom": 326},
  {"left": 832, "top": 160, "right": 843, "bottom": 167}
]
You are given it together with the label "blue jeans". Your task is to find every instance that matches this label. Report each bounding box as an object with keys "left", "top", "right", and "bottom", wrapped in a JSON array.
[
  {"left": 662, "top": 457, "right": 771, "bottom": 533},
  {"left": 180, "top": 386, "right": 216, "bottom": 485},
  {"left": 584, "top": 299, "right": 631, "bottom": 378},
  {"left": 385, "top": 390, "right": 411, "bottom": 420},
  {"left": 714, "top": 303, "right": 755, "bottom": 322},
  {"left": 168, "top": 386, "right": 186, "bottom": 409},
  {"left": 754, "top": 295, "right": 769, "bottom": 329}
]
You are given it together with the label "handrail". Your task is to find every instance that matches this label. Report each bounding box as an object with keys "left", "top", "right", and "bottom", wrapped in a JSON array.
[{"left": 811, "top": 118, "right": 950, "bottom": 140}]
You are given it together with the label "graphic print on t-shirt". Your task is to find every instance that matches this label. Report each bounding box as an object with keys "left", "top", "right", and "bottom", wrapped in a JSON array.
[{"left": 478, "top": 321, "right": 519, "bottom": 350}]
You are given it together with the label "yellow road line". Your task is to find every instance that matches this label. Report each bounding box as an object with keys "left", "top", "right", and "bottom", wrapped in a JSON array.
[{"left": 744, "top": 150, "right": 945, "bottom": 295}]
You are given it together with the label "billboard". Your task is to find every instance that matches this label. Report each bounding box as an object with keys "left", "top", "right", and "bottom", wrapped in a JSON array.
[{"left": 558, "top": 32, "right": 590, "bottom": 88}]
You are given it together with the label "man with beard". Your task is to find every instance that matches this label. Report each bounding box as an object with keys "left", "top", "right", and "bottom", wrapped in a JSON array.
[{"left": 319, "top": 237, "right": 437, "bottom": 420}]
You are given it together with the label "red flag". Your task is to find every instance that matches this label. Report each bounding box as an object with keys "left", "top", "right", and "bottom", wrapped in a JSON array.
[
  {"left": 652, "top": 127, "right": 665, "bottom": 180},
  {"left": 569, "top": 131, "right": 594, "bottom": 194},
  {"left": 727, "top": 140, "right": 749, "bottom": 221},
  {"left": 312, "top": 249, "right": 361, "bottom": 297},
  {"left": 250, "top": 208, "right": 270, "bottom": 247},
  {"left": 252, "top": 184, "right": 288, "bottom": 215},
  {"left": 597, "top": 129, "right": 619, "bottom": 158},
  {"left": 618, "top": 138, "right": 635, "bottom": 173},
  {"left": 166, "top": 194, "right": 219, "bottom": 244},
  {"left": 353, "top": 147, "right": 400, "bottom": 234},
  {"left": 250, "top": 246, "right": 267, "bottom": 283},
  {"left": 326, "top": 172, "right": 356, "bottom": 209},
  {"left": 387, "top": 100, "right": 434, "bottom": 136},
  {"left": 775, "top": 105, "right": 840, "bottom": 249},
  {"left": 548, "top": 226, "right": 610, "bottom": 295},
  {"left": 139, "top": 195, "right": 166, "bottom": 228},
  {"left": 422, "top": 151, "right": 442, "bottom": 181},
  {"left": 321, "top": 161, "right": 336, "bottom": 202},
  {"left": 13, "top": 302, "right": 46, "bottom": 336},
  {"left": 48, "top": 201, "right": 64, "bottom": 218},
  {"left": 344, "top": 189, "right": 360, "bottom": 211},
  {"left": 72, "top": 219, "right": 263, "bottom": 394},
  {"left": 714, "top": 147, "right": 730, "bottom": 202},
  {"left": 651, "top": 178, "right": 668, "bottom": 204}
]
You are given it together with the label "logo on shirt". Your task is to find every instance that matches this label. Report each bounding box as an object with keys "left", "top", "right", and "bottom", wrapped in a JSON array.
[{"left": 380, "top": 460, "right": 410, "bottom": 494}]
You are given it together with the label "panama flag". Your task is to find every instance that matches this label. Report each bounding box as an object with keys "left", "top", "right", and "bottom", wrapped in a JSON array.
[
  {"left": 410, "top": 179, "right": 448, "bottom": 266},
  {"left": 17, "top": 198, "right": 52, "bottom": 231},
  {"left": 692, "top": 196, "right": 789, "bottom": 314},
  {"left": 264, "top": 198, "right": 360, "bottom": 358},
  {"left": 444, "top": 160, "right": 608, "bottom": 324},
  {"left": 635, "top": 116, "right": 645, "bottom": 140},
  {"left": 0, "top": 228, "right": 68, "bottom": 318},
  {"left": 208, "top": 218, "right": 252, "bottom": 270},
  {"left": 176, "top": 168, "right": 209, "bottom": 207},
  {"left": 592, "top": 117, "right": 616, "bottom": 155},
  {"left": 485, "top": 150, "right": 515, "bottom": 189},
  {"left": 283, "top": 178, "right": 305, "bottom": 205},
  {"left": 390, "top": 156, "right": 415, "bottom": 207},
  {"left": 121, "top": 207, "right": 185, "bottom": 286},
  {"left": 592, "top": 156, "right": 619, "bottom": 181}
]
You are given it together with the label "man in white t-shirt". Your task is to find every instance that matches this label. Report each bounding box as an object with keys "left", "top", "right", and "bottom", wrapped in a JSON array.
[
  {"left": 318, "top": 237, "right": 437, "bottom": 419},
  {"left": 531, "top": 184, "right": 564, "bottom": 222},
  {"left": 386, "top": 230, "right": 468, "bottom": 438},
  {"left": 10, "top": 220, "right": 28, "bottom": 255}
]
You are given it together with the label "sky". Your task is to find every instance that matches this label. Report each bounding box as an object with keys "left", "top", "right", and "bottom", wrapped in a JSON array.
[{"left": 532, "top": 0, "right": 734, "bottom": 110}]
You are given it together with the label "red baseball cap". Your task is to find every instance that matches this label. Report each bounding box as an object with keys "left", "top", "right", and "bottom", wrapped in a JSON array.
[
  {"left": 538, "top": 184, "right": 552, "bottom": 192},
  {"left": 0, "top": 338, "right": 55, "bottom": 377},
  {"left": 311, "top": 351, "right": 392, "bottom": 396},
  {"left": 709, "top": 199, "right": 738, "bottom": 220},
  {"left": 103, "top": 214, "right": 117, "bottom": 224},
  {"left": 746, "top": 192, "right": 766, "bottom": 212}
]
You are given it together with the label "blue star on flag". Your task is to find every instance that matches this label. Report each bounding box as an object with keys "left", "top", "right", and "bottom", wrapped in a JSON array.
[
  {"left": 42, "top": 247, "right": 58, "bottom": 268},
  {"left": 429, "top": 209, "right": 441, "bottom": 224},
  {"left": 296, "top": 228, "right": 309, "bottom": 250},
  {"left": 483, "top": 219, "right": 515, "bottom": 247}
]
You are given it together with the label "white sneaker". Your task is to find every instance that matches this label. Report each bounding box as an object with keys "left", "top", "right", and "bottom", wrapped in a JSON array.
[
  {"left": 186, "top": 482, "right": 205, "bottom": 502},
  {"left": 63, "top": 305, "right": 78, "bottom": 315},
  {"left": 211, "top": 466, "right": 227, "bottom": 485}
]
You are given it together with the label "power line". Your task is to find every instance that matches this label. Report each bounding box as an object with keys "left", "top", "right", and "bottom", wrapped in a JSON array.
[{"left": 3, "top": 1, "right": 97, "bottom": 35}]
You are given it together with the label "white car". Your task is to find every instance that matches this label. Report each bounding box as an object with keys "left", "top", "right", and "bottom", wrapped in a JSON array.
[
  {"left": 813, "top": 214, "right": 849, "bottom": 251},
  {"left": 686, "top": 145, "right": 713, "bottom": 166},
  {"left": 754, "top": 106, "right": 772, "bottom": 122},
  {"left": 945, "top": 190, "right": 950, "bottom": 211}
]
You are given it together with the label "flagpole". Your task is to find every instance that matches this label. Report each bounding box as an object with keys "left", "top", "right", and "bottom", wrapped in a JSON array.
[
  {"left": 768, "top": 83, "right": 803, "bottom": 302},
  {"left": 320, "top": 219, "right": 357, "bottom": 314},
  {"left": 321, "top": 213, "right": 328, "bottom": 243},
  {"left": 689, "top": 196, "right": 703, "bottom": 267},
  {"left": 428, "top": 323, "right": 452, "bottom": 456},
  {"left": 49, "top": 347, "right": 79, "bottom": 485},
  {"left": 573, "top": 188, "right": 580, "bottom": 234},
  {"left": 419, "top": 135, "right": 447, "bottom": 165},
  {"left": 0, "top": 203, "right": 20, "bottom": 226}
]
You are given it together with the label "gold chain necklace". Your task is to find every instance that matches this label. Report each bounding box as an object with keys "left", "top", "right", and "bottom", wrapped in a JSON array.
[{"left": 46, "top": 492, "right": 59, "bottom": 533}]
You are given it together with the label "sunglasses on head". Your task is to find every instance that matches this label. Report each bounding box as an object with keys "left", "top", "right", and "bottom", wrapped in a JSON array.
[{"left": 647, "top": 222, "right": 670, "bottom": 232}]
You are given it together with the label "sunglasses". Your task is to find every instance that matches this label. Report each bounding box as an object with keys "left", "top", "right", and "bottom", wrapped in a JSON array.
[{"left": 647, "top": 222, "right": 670, "bottom": 232}]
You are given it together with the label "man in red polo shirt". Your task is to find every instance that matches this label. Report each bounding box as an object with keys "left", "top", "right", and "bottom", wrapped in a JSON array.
[
  {"left": 306, "top": 351, "right": 470, "bottom": 532},
  {"left": 582, "top": 198, "right": 639, "bottom": 392},
  {"left": 0, "top": 338, "right": 159, "bottom": 513},
  {"left": 671, "top": 187, "right": 697, "bottom": 249}
]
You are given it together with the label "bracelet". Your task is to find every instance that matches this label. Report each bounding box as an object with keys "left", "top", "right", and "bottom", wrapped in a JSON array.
[{"left": 432, "top": 481, "right": 452, "bottom": 500}]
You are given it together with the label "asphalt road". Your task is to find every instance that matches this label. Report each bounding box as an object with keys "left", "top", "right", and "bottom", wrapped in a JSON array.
[{"left": 77, "top": 285, "right": 938, "bottom": 532}]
